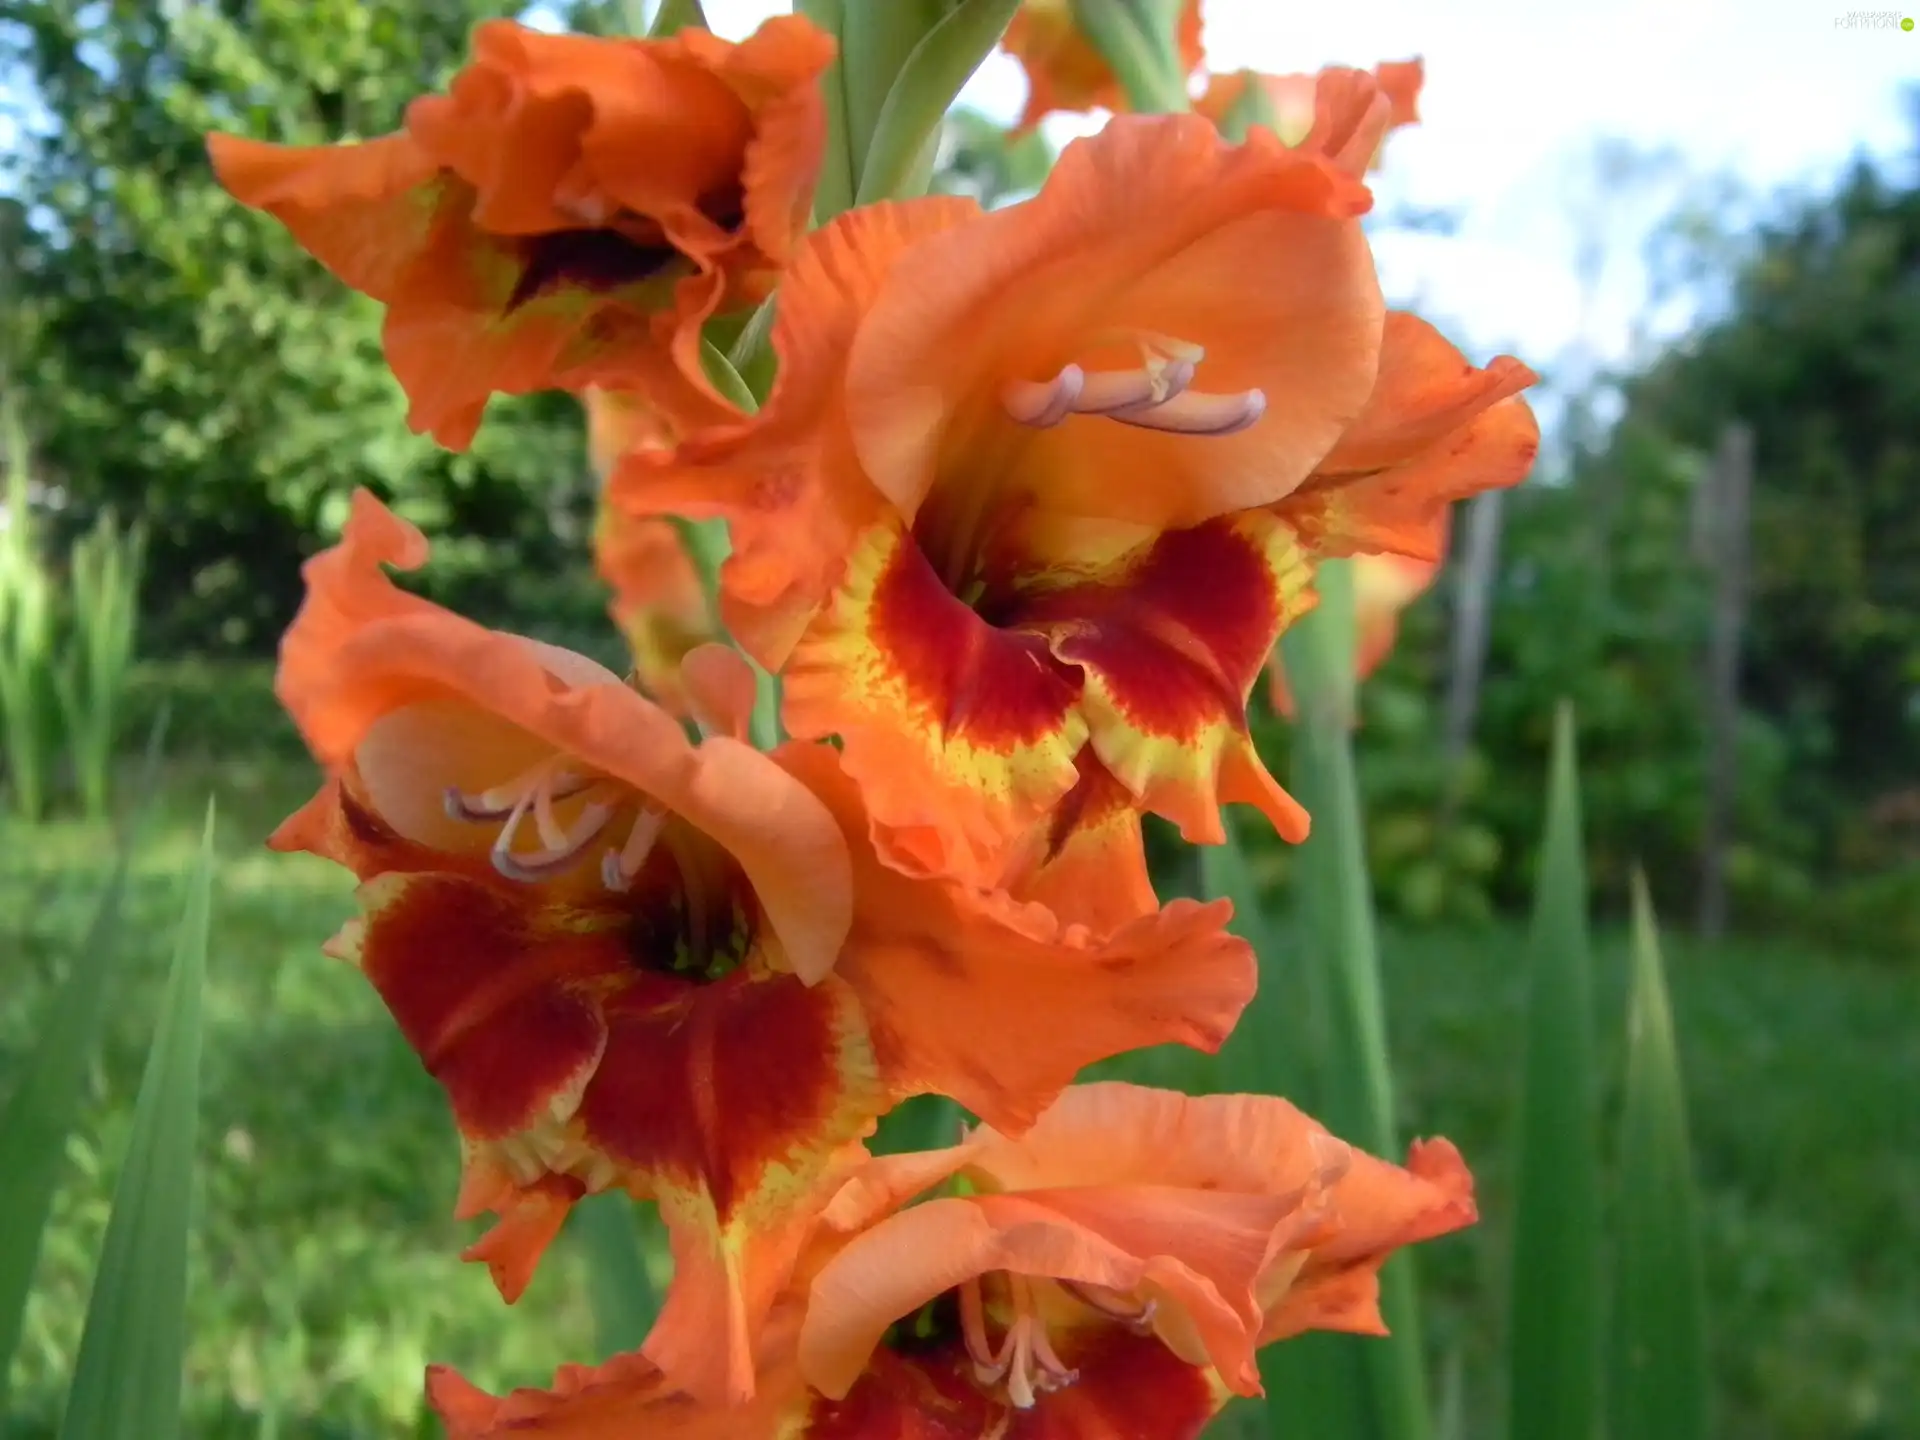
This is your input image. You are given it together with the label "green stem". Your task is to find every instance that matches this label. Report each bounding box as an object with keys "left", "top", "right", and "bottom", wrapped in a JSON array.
[{"left": 1068, "top": 0, "right": 1191, "bottom": 115}]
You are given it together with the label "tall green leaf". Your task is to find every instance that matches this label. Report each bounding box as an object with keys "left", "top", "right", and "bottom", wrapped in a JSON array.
[
  {"left": 1258, "top": 558, "right": 1430, "bottom": 1440},
  {"left": 0, "top": 708, "right": 169, "bottom": 1407},
  {"left": 1506, "top": 702, "right": 1602, "bottom": 1440},
  {"left": 1198, "top": 816, "right": 1361, "bottom": 1440},
  {"left": 57, "top": 801, "right": 215, "bottom": 1440},
  {"left": 571, "top": 1193, "right": 660, "bottom": 1360},
  {"left": 854, "top": 0, "right": 1022, "bottom": 205},
  {"left": 1609, "top": 872, "right": 1710, "bottom": 1440}
]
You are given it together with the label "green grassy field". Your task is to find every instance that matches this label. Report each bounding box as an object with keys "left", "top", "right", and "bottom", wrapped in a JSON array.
[{"left": 2, "top": 752, "right": 1915, "bottom": 1438}]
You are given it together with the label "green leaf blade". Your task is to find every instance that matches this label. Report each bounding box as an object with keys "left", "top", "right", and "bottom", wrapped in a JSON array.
[
  {"left": 0, "top": 708, "right": 169, "bottom": 1406},
  {"left": 571, "top": 1193, "right": 660, "bottom": 1361},
  {"left": 1609, "top": 872, "right": 1711, "bottom": 1440},
  {"left": 1227, "top": 559, "right": 1430, "bottom": 1440},
  {"left": 1506, "top": 702, "right": 1603, "bottom": 1440},
  {"left": 854, "top": 0, "right": 1022, "bottom": 206},
  {"left": 57, "top": 801, "right": 216, "bottom": 1440}
]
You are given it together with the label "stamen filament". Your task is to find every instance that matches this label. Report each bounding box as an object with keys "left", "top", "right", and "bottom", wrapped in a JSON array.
[
  {"left": 998, "top": 334, "right": 1264, "bottom": 439},
  {"left": 491, "top": 799, "right": 615, "bottom": 881},
  {"left": 601, "top": 805, "right": 667, "bottom": 892},
  {"left": 1109, "top": 387, "right": 1266, "bottom": 436}
]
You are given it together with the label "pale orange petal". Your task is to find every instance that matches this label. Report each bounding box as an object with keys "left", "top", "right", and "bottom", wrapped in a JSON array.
[
  {"left": 843, "top": 115, "right": 1382, "bottom": 532},
  {"left": 280, "top": 489, "right": 852, "bottom": 982}
]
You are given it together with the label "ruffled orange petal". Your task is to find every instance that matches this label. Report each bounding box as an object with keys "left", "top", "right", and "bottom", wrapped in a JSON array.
[
  {"left": 1260, "top": 1137, "right": 1477, "bottom": 1343},
  {"left": 799, "top": 1189, "right": 1267, "bottom": 1402},
  {"left": 782, "top": 744, "right": 1256, "bottom": 1134},
  {"left": 1375, "top": 58, "right": 1425, "bottom": 131},
  {"left": 205, "top": 132, "right": 443, "bottom": 301},
  {"left": 612, "top": 197, "right": 981, "bottom": 672},
  {"left": 427, "top": 1311, "right": 811, "bottom": 1438},
  {"left": 1277, "top": 312, "right": 1540, "bottom": 561},
  {"left": 1012, "top": 508, "right": 1317, "bottom": 847},
  {"left": 955, "top": 1083, "right": 1346, "bottom": 1201},
  {"left": 998, "top": 754, "right": 1160, "bottom": 932},
  {"left": 212, "top": 19, "right": 829, "bottom": 449},
  {"left": 844, "top": 115, "right": 1381, "bottom": 533},
  {"left": 1298, "top": 68, "right": 1393, "bottom": 178}
]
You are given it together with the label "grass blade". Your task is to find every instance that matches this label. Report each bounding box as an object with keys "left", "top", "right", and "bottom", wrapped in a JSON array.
[
  {"left": 0, "top": 707, "right": 169, "bottom": 1405},
  {"left": 57, "top": 800, "right": 215, "bottom": 1440},
  {"left": 1505, "top": 702, "right": 1602, "bottom": 1440},
  {"left": 1609, "top": 872, "right": 1711, "bottom": 1440},
  {"left": 571, "top": 1193, "right": 660, "bottom": 1360}
]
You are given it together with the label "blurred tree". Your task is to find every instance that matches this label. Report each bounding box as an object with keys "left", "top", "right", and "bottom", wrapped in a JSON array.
[
  {"left": 1622, "top": 106, "right": 1920, "bottom": 868},
  {"left": 0, "top": 0, "right": 607, "bottom": 654}
]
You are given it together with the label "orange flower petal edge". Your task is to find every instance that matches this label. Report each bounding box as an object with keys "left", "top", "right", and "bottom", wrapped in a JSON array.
[
  {"left": 1276, "top": 310, "right": 1541, "bottom": 564},
  {"left": 207, "top": 16, "right": 832, "bottom": 449},
  {"left": 796, "top": 1082, "right": 1476, "bottom": 1419},
  {"left": 1199, "top": 62, "right": 1423, "bottom": 173},
  {"left": 623, "top": 114, "right": 1384, "bottom": 884}
]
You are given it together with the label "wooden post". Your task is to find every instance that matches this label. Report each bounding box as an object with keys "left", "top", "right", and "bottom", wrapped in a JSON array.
[
  {"left": 1440, "top": 487, "right": 1506, "bottom": 815},
  {"left": 1697, "top": 422, "right": 1753, "bottom": 940}
]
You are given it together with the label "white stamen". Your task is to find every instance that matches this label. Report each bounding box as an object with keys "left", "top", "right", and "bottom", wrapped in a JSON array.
[
  {"left": 1000, "top": 365, "right": 1086, "bottom": 428},
  {"left": 1110, "top": 386, "right": 1267, "bottom": 436},
  {"left": 1071, "top": 367, "right": 1161, "bottom": 415},
  {"left": 999, "top": 335, "right": 1263, "bottom": 438},
  {"left": 491, "top": 800, "right": 615, "bottom": 882},
  {"left": 600, "top": 806, "right": 668, "bottom": 892}
]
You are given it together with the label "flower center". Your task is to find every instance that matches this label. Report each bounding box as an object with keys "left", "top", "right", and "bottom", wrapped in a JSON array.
[
  {"left": 959, "top": 1273, "right": 1081, "bottom": 1409},
  {"left": 505, "top": 186, "right": 746, "bottom": 312},
  {"left": 919, "top": 332, "right": 1266, "bottom": 599},
  {"left": 443, "top": 755, "right": 754, "bottom": 982}
]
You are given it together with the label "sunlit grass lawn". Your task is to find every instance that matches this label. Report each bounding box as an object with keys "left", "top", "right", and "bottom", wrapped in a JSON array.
[{"left": 3, "top": 749, "right": 1916, "bottom": 1439}]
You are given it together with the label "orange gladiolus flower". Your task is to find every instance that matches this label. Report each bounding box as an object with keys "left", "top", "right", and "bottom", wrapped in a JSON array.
[
  {"left": 584, "top": 387, "right": 721, "bottom": 718},
  {"left": 270, "top": 492, "right": 1257, "bottom": 1403},
  {"left": 207, "top": 17, "right": 832, "bottom": 449},
  {"left": 1200, "top": 58, "right": 1425, "bottom": 171},
  {"left": 426, "top": 1083, "right": 1476, "bottom": 1436},
  {"left": 1003, "top": 0, "right": 1206, "bottom": 131},
  {"left": 616, "top": 115, "right": 1389, "bottom": 885}
]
